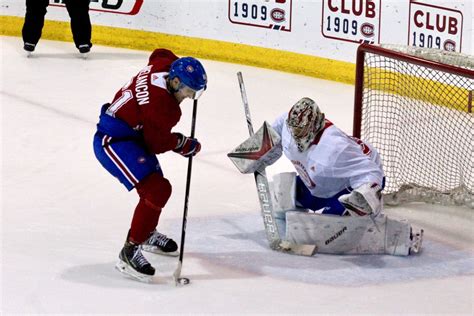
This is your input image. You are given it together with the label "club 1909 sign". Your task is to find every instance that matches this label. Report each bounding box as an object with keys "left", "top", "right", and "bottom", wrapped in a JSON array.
[
  {"left": 228, "top": 0, "right": 292, "bottom": 32},
  {"left": 321, "top": 0, "right": 381, "bottom": 44},
  {"left": 408, "top": 1, "right": 463, "bottom": 52}
]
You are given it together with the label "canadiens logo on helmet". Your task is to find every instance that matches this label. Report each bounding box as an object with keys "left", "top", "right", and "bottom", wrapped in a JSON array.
[{"left": 169, "top": 57, "right": 207, "bottom": 91}]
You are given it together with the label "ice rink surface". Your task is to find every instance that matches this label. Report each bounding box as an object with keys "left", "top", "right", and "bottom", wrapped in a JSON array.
[{"left": 1, "top": 36, "right": 473, "bottom": 315}]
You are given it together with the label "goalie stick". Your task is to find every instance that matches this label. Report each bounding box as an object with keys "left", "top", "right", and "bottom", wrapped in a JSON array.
[
  {"left": 236, "top": 72, "right": 316, "bottom": 256},
  {"left": 173, "top": 99, "right": 198, "bottom": 286}
]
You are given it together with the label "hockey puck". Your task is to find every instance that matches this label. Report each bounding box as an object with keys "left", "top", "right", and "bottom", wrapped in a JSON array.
[{"left": 177, "top": 277, "right": 190, "bottom": 285}]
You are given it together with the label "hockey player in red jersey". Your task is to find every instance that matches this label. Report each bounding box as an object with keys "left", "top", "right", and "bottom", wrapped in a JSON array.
[{"left": 93, "top": 48, "right": 207, "bottom": 282}]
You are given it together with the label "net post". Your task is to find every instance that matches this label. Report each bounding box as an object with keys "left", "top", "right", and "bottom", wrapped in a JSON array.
[{"left": 352, "top": 44, "right": 368, "bottom": 138}]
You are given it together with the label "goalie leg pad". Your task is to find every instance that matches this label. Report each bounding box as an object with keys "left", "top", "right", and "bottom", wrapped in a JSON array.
[{"left": 285, "top": 211, "right": 414, "bottom": 256}]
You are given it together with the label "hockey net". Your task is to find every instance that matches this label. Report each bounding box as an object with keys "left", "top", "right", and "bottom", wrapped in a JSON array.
[{"left": 353, "top": 44, "right": 473, "bottom": 208}]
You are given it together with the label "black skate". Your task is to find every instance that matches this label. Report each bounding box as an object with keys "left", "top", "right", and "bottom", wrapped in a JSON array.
[
  {"left": 23, "top": 42, "right": 35, "bottom": 57},
  {"left": 141, "top": 230, "right": 179, "bottom": 257},
  {"left": 78, "top": 44, "right": 91, "bottom": 59},
  {"left": 115, "top": 242, "right": 155, "bottom": 282}
]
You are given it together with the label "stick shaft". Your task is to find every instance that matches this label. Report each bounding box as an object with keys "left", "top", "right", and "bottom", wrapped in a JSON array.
[
  {"left": 237, "top": 72, "right": 255, "bottom": 136},
  {"left": 236, "top": 72, "right": 281, "bottom": 247},
  {"left": 174, "top": 99, "right": 198, "bottom": 282},
  {"left": 235, "top": 72, "right": 316, "bottom": 257}
]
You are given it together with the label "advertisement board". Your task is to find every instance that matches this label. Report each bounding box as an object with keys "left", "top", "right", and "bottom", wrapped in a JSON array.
[{"left": 1, "top": 0, "right": 471, "bottom": 63}]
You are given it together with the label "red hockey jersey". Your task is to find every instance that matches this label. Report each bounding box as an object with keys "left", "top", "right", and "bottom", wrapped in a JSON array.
[{"left": 107, "top": 49, "right": 181, "bottom": 154}]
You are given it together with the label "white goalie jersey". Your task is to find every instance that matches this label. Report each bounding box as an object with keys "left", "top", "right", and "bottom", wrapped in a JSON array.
[{"left": 272, "top": 113, "right": 384, "bottom": 198}]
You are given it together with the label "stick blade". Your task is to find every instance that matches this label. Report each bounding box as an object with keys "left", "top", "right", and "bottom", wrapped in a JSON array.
[
  {"left": 173, "top": 262, "right": 182, "bottom": 286},
  {"left": 279, "top": 240, "right": 317, "bottom": 256}
]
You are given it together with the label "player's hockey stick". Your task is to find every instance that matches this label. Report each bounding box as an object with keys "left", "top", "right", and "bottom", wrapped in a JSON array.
[
  {"left": 236, "top": 72, "right": 316, "bottom": 256},
  {"left": 173, "top": 99, "right": 198, "bottom": 286}
]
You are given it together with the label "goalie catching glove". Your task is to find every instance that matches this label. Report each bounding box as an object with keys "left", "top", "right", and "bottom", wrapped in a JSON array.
[
  {"left": 338, "top": 183, "right": 383, "bottom": 216},
  {"left": 173, "top": 133, "right": 201, "bottom": 157}
]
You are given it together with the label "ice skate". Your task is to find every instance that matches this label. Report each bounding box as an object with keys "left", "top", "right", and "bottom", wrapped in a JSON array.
[
  {"left": 115, "top": 241, "right": 155, "bottom": 283},
  {"left": 80, "top": 52, "right": 89, "bottom": 59},
  {"left": 78, "top": 44, "right": 91, "bottom": 59},
  {"left": 409, "top": 228, "right": 424, "bottom": 254},
  {"left": 23, "top": 42, "right": 35, "bottom": 58},
  {"left": 141, "top": 230, "right": 179, "bottom": 257}
]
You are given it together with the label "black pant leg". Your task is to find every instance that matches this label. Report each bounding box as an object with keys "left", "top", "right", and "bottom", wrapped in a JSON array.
[
  {"left": 64, "top": 0, "right": 92, "bottom": 48},
  {"left": 22, "top": 0, "right": 49, "bottom": 45}
]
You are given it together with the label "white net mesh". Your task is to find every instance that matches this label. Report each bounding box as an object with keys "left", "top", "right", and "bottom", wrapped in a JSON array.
[{"left": 357, "top": 45, "right": 473, "bottom": 208}]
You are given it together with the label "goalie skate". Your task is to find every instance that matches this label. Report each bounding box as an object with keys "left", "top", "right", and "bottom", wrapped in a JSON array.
[{"left": 409, "top": 229, "right": 424, "bottom": 254}]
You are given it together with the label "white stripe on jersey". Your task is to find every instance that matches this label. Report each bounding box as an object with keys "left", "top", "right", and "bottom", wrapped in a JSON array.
[{"left": 102, "top": 136, "right": 139, "bottom": 186}]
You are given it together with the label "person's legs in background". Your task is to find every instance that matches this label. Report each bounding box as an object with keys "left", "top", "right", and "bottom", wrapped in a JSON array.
[
  {"left": 64, "top": 0, "right": 92, "bottom": 54},
  {"left": 22, "top": 0, "right": 49, "bottom": 52}
]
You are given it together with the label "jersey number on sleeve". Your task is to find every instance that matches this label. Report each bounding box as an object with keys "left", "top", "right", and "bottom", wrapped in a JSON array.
[{"left": 107, "top": 90, "right": 133, "bottom": 116}]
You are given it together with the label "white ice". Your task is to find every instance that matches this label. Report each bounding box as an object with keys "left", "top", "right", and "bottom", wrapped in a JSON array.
[{"left": 1, "top": 36, "right": 473, "bottom": 315}]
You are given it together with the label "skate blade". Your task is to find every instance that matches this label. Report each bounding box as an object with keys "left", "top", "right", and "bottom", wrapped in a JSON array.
[
  {"left": 141, "top": 245, "right": 179, "bottom": 257},
  {"left": 115, "top": 260, "right": 154, "bottom": 283}
]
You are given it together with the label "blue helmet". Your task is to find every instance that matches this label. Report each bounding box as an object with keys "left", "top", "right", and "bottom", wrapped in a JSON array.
[{"left": 169, "top": 57, "right": 207, "bottom": 92}]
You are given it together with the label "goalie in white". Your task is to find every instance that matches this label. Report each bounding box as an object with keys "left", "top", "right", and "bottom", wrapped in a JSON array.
[
  {"left": 273, "top": 97, "right": 384, "bottom": 217},
  {"left": 269, "top": 97, "right": 423, "bottom": 255}
]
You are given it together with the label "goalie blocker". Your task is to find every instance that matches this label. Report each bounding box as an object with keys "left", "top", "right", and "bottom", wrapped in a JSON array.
[
  {"left": 228, "top": 121, "right": 282, "bottom": 174},
  {"left": 228, "top": 122, "right": 316, "bottom": 256}
]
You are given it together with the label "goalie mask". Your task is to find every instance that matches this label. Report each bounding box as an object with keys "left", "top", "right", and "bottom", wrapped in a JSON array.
[{"left": 286, "top": 97, "right": 325, "bottom": 152}]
